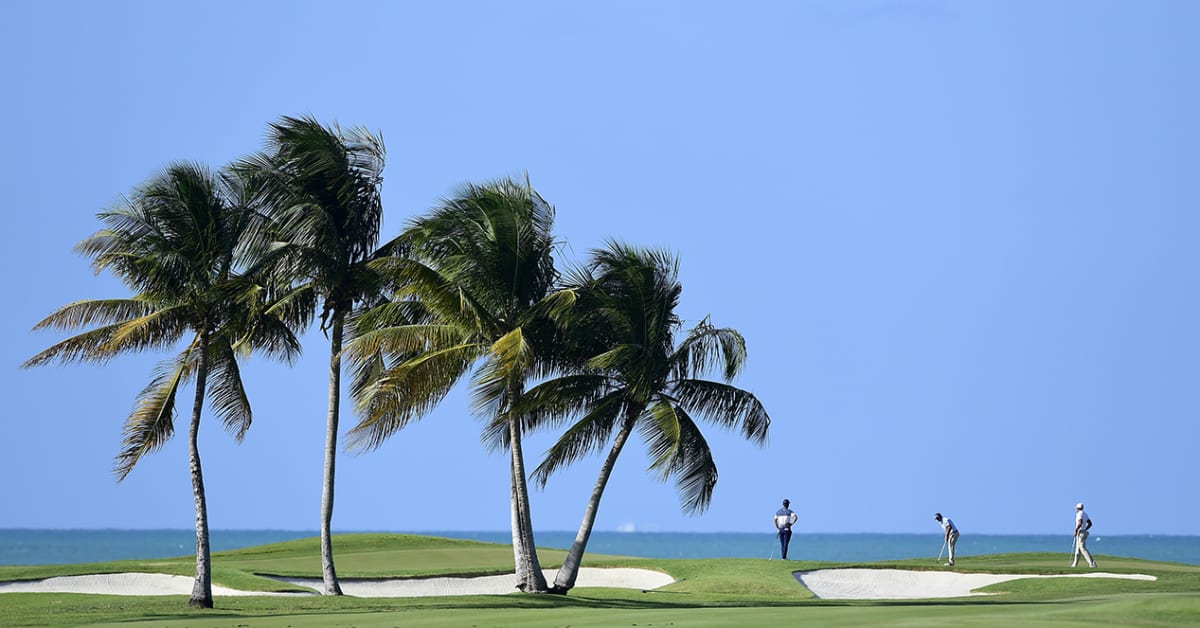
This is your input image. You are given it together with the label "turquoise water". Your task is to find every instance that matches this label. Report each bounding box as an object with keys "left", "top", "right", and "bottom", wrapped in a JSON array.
[{"left": 2, "top": 529, "right": 1198, "bottom": 566}]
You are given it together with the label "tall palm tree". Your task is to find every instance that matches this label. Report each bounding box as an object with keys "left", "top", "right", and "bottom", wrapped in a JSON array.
[
  {"left": 521, "top": 241, "right": 771, "bottom": 593},
  {"left": 345, "top": 175, "right": 570, "bottom": 593},
  {"left": 22, "top": 163, "right": 304, "bottom": 608},
  {"left": 240, "top": 115, "right": 386, "bottom": 595}
]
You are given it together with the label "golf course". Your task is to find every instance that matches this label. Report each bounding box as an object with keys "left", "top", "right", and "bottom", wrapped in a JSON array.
[{"left": 1, "top": 533, "right": 1198, "bottom": 626}]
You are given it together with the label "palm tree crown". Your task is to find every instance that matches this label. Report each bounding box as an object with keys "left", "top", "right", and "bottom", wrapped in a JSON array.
[
  {"left": 26, "top": 163, "right": 303, "bottom": 476},
  {"left": 245, "top": 115, "right": 387, "bottom": 328}
]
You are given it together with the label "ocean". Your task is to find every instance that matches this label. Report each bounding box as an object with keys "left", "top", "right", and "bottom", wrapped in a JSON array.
[{"left": 2, "top": 529, "right": 1198, "bottom": 566}]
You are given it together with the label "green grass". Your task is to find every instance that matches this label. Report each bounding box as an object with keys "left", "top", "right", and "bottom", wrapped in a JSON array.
[{"left": 1, "top": 533, "right": 1198, "bottom": 626}]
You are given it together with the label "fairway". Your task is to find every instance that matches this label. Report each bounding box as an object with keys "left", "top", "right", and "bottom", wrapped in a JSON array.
[{"left": 1, "top": 534, "right": 1199, "bottom": 626}]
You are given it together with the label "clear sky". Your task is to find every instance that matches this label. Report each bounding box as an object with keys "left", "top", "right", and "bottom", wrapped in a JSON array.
[{"left": 3, "top": 1, "right": 1197, "bottom": 536}]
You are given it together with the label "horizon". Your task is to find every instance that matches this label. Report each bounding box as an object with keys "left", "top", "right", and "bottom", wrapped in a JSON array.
[{"left": 4, "top": 527, "right": 1197, "bottom": 538}]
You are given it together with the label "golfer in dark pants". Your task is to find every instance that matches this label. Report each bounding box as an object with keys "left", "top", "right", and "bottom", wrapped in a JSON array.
[{"left": 774, "top": 499, "right": 798, "bottom": 559}]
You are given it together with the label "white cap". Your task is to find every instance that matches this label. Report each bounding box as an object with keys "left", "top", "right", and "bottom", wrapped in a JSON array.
[{"left": 1075, "top": 502, "right": 1084, "bottom": 509}]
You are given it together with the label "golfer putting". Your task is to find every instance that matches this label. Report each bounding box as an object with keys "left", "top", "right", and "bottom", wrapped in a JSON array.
[
  {"left": 773, "top": 499, "right": 798, "bottom": 560},
  {"left": 933, "top": 512, "right": 959, "bottom": 566}
]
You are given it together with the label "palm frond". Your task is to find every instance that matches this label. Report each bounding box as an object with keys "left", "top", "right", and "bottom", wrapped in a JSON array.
[
  {"left": 347, "top": 342, "right": 477, "bottom": 451},
  {"left": 23, "top": 322, "right": 129, "bottom": 367},
  {"left": 640, "top": 400, "right": 683, "bottom": 476},
  {"left": 469, "top": 328, "right": 533, "bottom": 416},
  {"left": 524, "top": 286, "right": 578, "bottom": 324},
  {"left": 113, "top": 352, "right": 193, "bottom": 480},
  {"left": 23, "top": 303, "right": 188, "bottom": 367},
  {"left": 351, "top": 299, "right": 436, "bottom": 337},
  {"left": 637, "top": 402, "right": 718, "bottom": 513},
  {"left": 344, "top": 323, "right": 474, "bottom": 366},
  {"left": 665, "top": 407, "right": 719, "bottom": 514},
  {"left": 347, "top": 345, "right": 388, "bottom": 404},
  {"left": 237, "top": 310, "right": 304, "bottom": 364},
  {"left": 586, "top": 344, "right": 647, "bottom": 373},
  {"left": 672, "top": 318, "right": 747, "bottom": 381},
  {"left": 391, "top": 257, "right": 498, "bottom": 337},
  {"left": 28, "top": 299, "right": 155, "bottom": 332},
  {"left": 206, "top": 342, "right": 253, "bottom": 441},
  {"left": 516, "top": 374, "right": 616, "bottom": 430},
  {"left": 672, "top": 379, "right": 770, "bottom": 444},
  {"left": 103, "top": 306, "right": 194, "bottom": 355},
  {"left": 260, "top": 279, "right": 319, "bottom": 334},
  {"left": 479, "top": 402, "right": 514, "bottom": 451}
]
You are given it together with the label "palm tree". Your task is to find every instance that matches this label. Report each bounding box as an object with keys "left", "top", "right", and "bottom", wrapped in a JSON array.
[
  {"left": 345, "top": 175, "right": 570, "bottom": 593},
  {"left": 521, "top": 241, "right": 771, "bottom": 593},
  {"left": 22, "top": 163, "right": 304, "bottom": 607},
  {"left": 240, "top": 115, "right": 386, "bottom": 595}
]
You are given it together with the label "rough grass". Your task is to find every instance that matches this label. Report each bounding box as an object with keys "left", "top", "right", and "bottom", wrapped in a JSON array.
[{"left": 1, "top": 533, "right": 1198, "bottom": 627}]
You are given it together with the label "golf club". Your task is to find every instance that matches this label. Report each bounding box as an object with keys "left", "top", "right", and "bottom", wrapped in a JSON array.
[
  {"left": 936, "top": 539, "right": 946, "bottom": 563},
  {"left": 768, "top": 533, "right": 776, "bottom": 560}
]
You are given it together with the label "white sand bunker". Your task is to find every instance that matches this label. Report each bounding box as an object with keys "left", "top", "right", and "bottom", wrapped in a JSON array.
[
  {"left": 796, "top": 568, "right": 1157, "bottom": 600},
  {"left": 0, "top": 573, "right": 301, "bottom": 597},
  {"left": 0, "top": 567, "right": 674, "bottom": 598},
  {"left": 277, "top": 567, "right": 675, "bottom": 597}
]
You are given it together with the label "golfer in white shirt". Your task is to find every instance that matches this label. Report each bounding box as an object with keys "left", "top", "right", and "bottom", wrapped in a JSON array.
[
  {"left": 934, "top": 512, "right": 959, "bottom": 566},
  {"left": 1072, "top": 502, "right": 1097, "bottom": 568}
]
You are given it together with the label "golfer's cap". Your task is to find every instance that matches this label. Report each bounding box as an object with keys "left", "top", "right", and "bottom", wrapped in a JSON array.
[
  {"left": 933, "top": 512, "right": 942, "bottom": 519},
  {"left": 1076, "top": 502, "right": 1084, "bottom": 509},
  {"left": 783, "top": 499, "right": 790, "bottom": 505}
]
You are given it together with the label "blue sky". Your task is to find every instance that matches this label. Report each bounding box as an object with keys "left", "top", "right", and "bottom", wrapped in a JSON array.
[{"left": 3, "top": 1, "right": 1197, "bottom": 536}]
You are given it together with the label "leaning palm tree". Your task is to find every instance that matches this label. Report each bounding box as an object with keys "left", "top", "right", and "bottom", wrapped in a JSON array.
[
  {"left": 346, "top": 176, "right": 570, "bottom": 593},
  {"left": 240, "top": 116, "right": 386, "bottom": 595},
  {"left": 22, "top": 163, "right": 305, "bottom": 608},
  {"left": 522, "top": 241, "right": 771, "bottom": 593}
]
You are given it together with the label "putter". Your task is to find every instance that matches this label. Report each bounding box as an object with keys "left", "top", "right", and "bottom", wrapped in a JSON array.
[{"left": 937, "top": 539, "right": 946, "bottom": 563}]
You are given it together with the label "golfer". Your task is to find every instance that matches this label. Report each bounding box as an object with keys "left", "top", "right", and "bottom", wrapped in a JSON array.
[
  {"left": 934, "top": 513, "right": 959, "bottom": 566},
  {"left": 774, "top": 499, "right": 798, "bottom": 559},
  {"left": 1072, "top": 502, "right": 1097, "bottom": 568}
]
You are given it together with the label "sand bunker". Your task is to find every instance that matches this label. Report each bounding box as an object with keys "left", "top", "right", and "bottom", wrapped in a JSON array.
[
  {"left": 796, "top": 568, "right": 1156, "bottom": 600},
  {"left": 277, "top": 567, "right": 674, "bottom": 597},
  {"left": 0, "top": 573, "right": 300, "bottom": 597},
  {"left": 0, "top": 567, "right": 674, "bottom": 597}
]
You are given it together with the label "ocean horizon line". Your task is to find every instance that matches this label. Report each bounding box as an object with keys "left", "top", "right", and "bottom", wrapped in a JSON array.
[{"left": 1, "top": 527, "right": 1196, "bottom": 537}]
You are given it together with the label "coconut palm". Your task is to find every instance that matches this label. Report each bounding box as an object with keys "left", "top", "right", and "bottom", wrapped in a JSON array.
[
  {"left": 22, "top": 163, "right": 304, "bottom": 608},
  {"left": 346, "top": 176, "right": 570, "bottom": 593},
  {"left": 522, "top": 241, "right": 771, "bottom": 593},
  {"left": 240, "top": 116, "right": 386, "bottom": 595}
]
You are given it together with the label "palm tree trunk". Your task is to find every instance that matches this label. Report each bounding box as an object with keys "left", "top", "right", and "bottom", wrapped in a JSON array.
[
  {"left": 188, "top": 334, "right": 214, "bottom": 608},
  {"left": 507, "top": 386, "right": 548, "bottom": 593},
  {"left": 319, "top": 314, "right": 344, "bottom": 596},
  {"left": 551, "top": 415, "right": 637, "bottom": 594}
]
